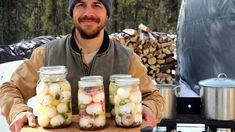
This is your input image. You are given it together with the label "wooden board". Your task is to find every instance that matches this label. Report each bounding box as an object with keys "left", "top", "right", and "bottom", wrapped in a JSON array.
[{"left": 21, "top": 115, "right": 149, "bottom": 132}]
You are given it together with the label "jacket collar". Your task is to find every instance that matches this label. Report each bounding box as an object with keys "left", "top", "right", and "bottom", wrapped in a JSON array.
[{"left": 70, "top": 28, "right": 110, "bottom": 55}]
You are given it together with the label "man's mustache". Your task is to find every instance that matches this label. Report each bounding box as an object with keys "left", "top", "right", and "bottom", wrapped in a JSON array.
[{"left": 78, "top": 16, "right": 100, "bottom": 23}]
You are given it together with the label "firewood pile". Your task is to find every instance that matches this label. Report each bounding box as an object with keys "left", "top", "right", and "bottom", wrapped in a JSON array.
[{"left": 109, "top": 24, "right": 177, "bottom": 84}]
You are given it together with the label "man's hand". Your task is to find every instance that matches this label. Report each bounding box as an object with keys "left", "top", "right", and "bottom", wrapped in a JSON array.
[
  {"left": 142, "top": 105, "right": 157, "bottom": 128},
  {"left": 9, "top": 111, "right": 37, "bottom": 132}
]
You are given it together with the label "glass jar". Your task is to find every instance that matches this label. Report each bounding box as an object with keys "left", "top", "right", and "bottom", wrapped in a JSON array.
[
  {"left": 114, "top": 78, "right": 142, "bottom": 127},
  {"left": 36, "top": 66, "right": 72, "bottom": 128},
  {"left": 109, "top": 74, "right": 132, "bottom": 118},
  {"left": 78, "top": 77, "right": 106, "bottom": 130}
]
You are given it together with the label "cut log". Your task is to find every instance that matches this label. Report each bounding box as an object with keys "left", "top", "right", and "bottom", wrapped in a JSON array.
[
  {"left": 123, "top": 29, "right": 137, "bottom": 36},
  {"left": 138, "top": 23, "right": 151, "bottom": 32},
  {"left": 158, "top": 41, "right": 174, "bottom": 49},
  {"left": 148, "top": 57, "right": 157, "bottom": 65}
]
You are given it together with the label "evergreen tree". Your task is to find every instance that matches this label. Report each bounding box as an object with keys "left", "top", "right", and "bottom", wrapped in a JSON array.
[{"left": 0, "top": 0, "right": 181, "bottom": 45}]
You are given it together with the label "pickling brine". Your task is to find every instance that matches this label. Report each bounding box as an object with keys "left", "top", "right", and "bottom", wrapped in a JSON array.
[
  {"left": 114, "top": 78, "right": 142, "bottom": 127},
  {"left": 78, "top": 77, "right": 106, "bottom": 130},
  {"left": 36, "top": 66, "right": 72, "bottom": 128},
  {"left": 109, "top": 74, "right": 132, "bottom": 118}
]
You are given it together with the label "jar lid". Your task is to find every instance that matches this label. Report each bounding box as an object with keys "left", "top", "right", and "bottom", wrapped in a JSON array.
[
  {"left": 78, "top": 80, "right": 103, "bottom": 87},
  {"left": 115, "top": 78, "right": 140, "bottom": 86},
  {"left": 109, "top": 74, "right": 132, "bottom": 81},
  {"left": 80, "top": 76, "right": 103, "bottom": 81},
  {"left": 198, "top": 73, "right": 235, "bottom": 88},
  {"left": 39, "top": 66, "right": 67, "bottom": 75}
]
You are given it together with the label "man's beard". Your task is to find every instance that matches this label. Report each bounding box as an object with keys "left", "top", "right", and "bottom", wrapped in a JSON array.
[
  {"left": 76, "top": 16, "right": 107, "bottom": 39},
  {"left": 79, "top": 28, "right": 101, "bottom": 39}
]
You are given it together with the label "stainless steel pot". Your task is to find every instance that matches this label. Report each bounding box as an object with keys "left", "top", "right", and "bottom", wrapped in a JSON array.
[
  {"left": 198, "top": 73, "right": 235, "bottom": 121},
  {"left": 156, "top": 84, "right": 180, "bottom": 119}
]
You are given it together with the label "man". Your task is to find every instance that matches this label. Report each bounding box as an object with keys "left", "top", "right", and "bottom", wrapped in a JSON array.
[{"left": 0, "top": 0, "right": 164, "bottom": 131}]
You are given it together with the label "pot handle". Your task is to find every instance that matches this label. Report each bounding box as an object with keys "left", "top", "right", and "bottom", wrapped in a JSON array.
[
  {"left": 173, "top": 85, "right": 180, "bottom": 97},
  {"left": 194, "top": 85, "right": 201, "bottom": 90},
  {"left": 217, "top": 73, "right": 227, "bottom": 78}
]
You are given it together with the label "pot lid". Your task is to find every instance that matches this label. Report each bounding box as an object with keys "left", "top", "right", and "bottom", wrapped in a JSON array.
[{"left": 199, "top": 73, "right": 235, "bottom": 87}]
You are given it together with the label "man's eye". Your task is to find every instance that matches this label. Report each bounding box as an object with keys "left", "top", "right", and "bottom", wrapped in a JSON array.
[{"left": 93, "top": 4, "right": 102, "bottom": 8}]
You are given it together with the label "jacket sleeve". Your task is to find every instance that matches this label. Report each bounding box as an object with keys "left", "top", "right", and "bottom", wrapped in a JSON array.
[
  {"left": 0, "top": 46, "right": 45, "bottom": 124},
  {"left": 129, "top": 53, "right": 165, "bottom": 123}
]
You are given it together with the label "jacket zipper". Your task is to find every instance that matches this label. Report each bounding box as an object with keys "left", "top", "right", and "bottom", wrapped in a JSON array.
[
  {"left": 81, "top": 54, "right": 89, "bottom": 76},
  {"left": 87, "top": 55, "right": 97, "bottom": 75},
  {"left": 74, "top": 51, "right": 86, "bottom": 76}
]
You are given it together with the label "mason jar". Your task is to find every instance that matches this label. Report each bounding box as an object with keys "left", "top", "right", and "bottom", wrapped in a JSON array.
[
  {"left": 36, "top": 66, "right": 72, "bottom": 128},
  {"left": 78, "top": 77, "right": 106, "bottom": 130},
  {"left": 109, "top": 74, "right": 132, "bottom": 118},
  {"left": 114, "top": 78, "right": 142, "bottom": 127}
]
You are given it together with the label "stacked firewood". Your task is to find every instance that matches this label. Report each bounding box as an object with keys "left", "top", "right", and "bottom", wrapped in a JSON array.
[{"left": 110, "top": 24, "right": 177, "bottom": 84}]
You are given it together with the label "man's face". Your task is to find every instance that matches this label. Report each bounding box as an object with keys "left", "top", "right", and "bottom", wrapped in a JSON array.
[{"left": 72, "top": 0, "right": 108, "bottom": 39}]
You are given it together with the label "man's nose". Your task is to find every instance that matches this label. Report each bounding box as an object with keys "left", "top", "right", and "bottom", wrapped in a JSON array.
[{"left": 83, "top": 6, "right": 96, "bottom": 17}]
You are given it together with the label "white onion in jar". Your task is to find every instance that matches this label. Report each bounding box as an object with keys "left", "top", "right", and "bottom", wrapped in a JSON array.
[
  {"left": 59, "top": 81, "right": 71, "bottom": 91},
  {"left": 117, "top": 87, "right": 130, "bottom": 99},
  {"left": 92, "top": 92, "right": 104, "bottom": 102},
  {"left": 121, "top": 113, "right": 134, "bottom": 126},
  {"left": 64, "top": 113, "right": 72, "bottom": 125},
  {"left": 114, "top": 95, "right": 121, "bottom": 105},
  {"left": 79, "top": 116, "right": 94, "bottom": 128},
  {"left": 38, "top": 116, "right": 49, "bottom": 127},
  {"left": 45, "top": 106, "right": 56, "bottom": 118},
  {"left": 60, "top": 91, "right": 71, "bottom": 103},
  {"left": 38, "top": 95, "right": 52, "bottom": 106},
  {"left": 49, "top": 83, "right": 61, "bottom": 95},
  {"left": 119, "top": 102, "right": 134, "bottom": 114},
  {"left": 93, "top": 114, "right": 106, "bottom": 127},
  {"left": 36, "top": 104, "right": 46, "bottom": 116},
  {"left": 57, "top": 103, "right": 68, "bottom": 113},
  {"left": 50, "top": 115, "right": 65, "bottom": 127},
  {"left": 78, "top": 92, "right": 92, "bottom": 105},
  {"left": 132, "top": 103, "right": 142, "bottom": 114},
  {"left": 86, "top": 103, "right": 103, "bottom": 115},
  {"left": 115, "top": 116, "right": 122, "bottom": 126},
  {"left": 36, "top": 82, "right": 49, "bottom": 95}
]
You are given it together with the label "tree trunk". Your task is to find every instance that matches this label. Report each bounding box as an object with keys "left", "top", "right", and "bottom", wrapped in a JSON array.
[
  {"left": 112, "top": 0, "right": 118, "bottom": 32},
  {"left": 51, "top": 0, "right": 58, "bottom": 35}
]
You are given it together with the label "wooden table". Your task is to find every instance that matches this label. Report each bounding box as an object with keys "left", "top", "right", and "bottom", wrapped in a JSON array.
[{"left": 21, "top": 115, "right": 149, "bottom": 132}]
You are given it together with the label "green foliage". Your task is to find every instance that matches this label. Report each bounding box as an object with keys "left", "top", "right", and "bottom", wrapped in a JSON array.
[
  {"left": 107, "top": 0, "right": 181, "bottom": 33},
  {"left": 0, "top": 0, "right": 181, "bottom": 45}
]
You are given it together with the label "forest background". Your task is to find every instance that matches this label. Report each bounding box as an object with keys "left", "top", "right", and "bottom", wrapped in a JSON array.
[{"left": 0, "top": 0, "right": 181, "bottom": 45}]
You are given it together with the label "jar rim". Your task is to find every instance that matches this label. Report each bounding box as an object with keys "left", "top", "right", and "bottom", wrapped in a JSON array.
[
  {"left": 39, "top": 66, "right": 67, "bottom": 75},
  {"left": 80, "top": 75, "right": 103, "bottom": 81},
  {"left": 115, "top": 78, "right": 140, "bottom": 86},
  {"left": 78, "top": 80, "right": 103, "bottom": 87},
  {"left": 109, "top": 74, "right": 132, "bottom": 81}
]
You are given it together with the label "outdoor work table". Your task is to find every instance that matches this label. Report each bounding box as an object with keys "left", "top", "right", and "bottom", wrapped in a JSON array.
[{"left": 21, "top": 114, "right": 149, "bottom": 132}]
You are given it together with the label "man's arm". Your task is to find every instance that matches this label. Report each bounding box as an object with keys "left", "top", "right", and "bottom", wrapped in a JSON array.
[
  {"left": 129, "top": 53, "right": 165, "bottom": 124},
  {"left": 0, "top": 46, "right": 45, "bottom": 124}
]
